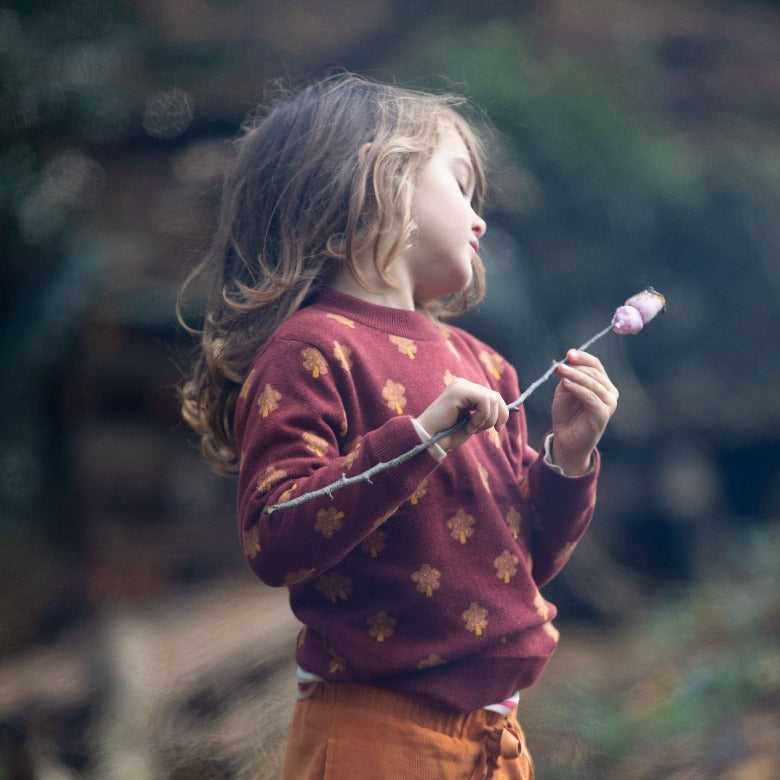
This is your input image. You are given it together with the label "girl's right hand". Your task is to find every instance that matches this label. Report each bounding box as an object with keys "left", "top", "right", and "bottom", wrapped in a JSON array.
[{"left": 415, "top": 377, "right": 509, "bottom": 452}]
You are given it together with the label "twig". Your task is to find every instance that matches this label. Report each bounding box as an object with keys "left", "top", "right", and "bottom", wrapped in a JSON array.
[{"left": 264, "top": 321, "right": 615, "bottom": 514}]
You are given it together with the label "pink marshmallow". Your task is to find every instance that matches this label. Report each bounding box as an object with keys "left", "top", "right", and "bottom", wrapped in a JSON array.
[
  {"left": 612, "top": 305, "right": 644, "bottom": 335},
  {"left": 625, "top": 288, "right": 666, "bottom": 325}
]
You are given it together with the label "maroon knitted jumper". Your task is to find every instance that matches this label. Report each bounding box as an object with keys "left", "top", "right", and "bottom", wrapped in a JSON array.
[{"left": 234, "top": 289, "right": 599, "bottom": 712}]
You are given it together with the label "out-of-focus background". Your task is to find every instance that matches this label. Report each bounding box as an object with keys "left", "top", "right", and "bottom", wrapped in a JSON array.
[{"left": 1, "top": 1, "right": 778, "bottom": 777}]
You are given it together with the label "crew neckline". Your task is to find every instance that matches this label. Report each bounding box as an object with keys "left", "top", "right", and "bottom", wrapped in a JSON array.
[{"left": 313, "top": 288, "right": 443, "bottom": 341}]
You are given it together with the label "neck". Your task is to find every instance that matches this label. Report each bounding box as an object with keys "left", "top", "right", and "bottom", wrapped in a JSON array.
[{"left": 329, "top": 264, "right": 415, "bottom": 311}]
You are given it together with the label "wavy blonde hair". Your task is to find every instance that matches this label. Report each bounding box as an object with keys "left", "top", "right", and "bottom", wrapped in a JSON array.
[{"left": 178, "top": 74, "right": 488, "bottom": 474}]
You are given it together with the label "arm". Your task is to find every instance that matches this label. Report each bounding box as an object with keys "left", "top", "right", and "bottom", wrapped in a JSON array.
[
  {"left": 519, "top": 349, "right": 618, "bottom": 585},
  {"left": 235, "top": 338, "right": 440, "bottom": 587}
]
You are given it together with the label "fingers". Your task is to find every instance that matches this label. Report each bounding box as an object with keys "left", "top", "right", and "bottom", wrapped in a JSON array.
[
  {"left": 415, "top": 378, "right": 509, "bottom": 452},
  {"left": 453, "top": 378, "right": 509, "bottom": 435},
  {"left": 555, "top": 350, "right": 619, "bottom": 411}
]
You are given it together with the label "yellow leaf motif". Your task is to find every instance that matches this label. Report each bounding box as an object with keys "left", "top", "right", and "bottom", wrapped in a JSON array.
[
  {"left": 438, "top": 326, "right": 462, "bottom": 361},
  {"left": 494, "top": 550, "right": 520, "bottom": 584},
  {"left": 315, "top": 571, "right": 353, "bottom": 603},
  {"left": 382, "top": 379, "right": 407, "bottom": 415},
  {"left": 360, "top": 528, "right": 386, "bottom": 558},
  {"left": 277, "top": 483, "right": 298, "bottom": 504},
  {"left": 534, "top": 591, "right": 550, "bottom": 621},
  {"left": 256, "top": 466, "right": 287, "bottom": 493},
  {"left": 343, "top": 436, "right": 362, "bottom": 470},
  {"left": 462, "top": 602, "right": 488, "bottom": 636},
  {"left": 443, "top": 370, "right": 456, "bottom": 386},
  {"left": 505, "top": 507, "right": 522, "bottom": 540},
  {"left": 389, "top": 335, "right": 418, "bottom": 359},
  {"left": 314, "top": 507, "right": 344, "bottom": 538},
  {"left": 554, "top": 541, "right": 575, "bottom": 569},
  {"left": 327, "top": 650, "right": 347, "bottom": 674},
  {"left": 242, "top": 525, "right": 261, "bottom": 558},
  {"left": 367, "top": 611, "right": 396, "bottom": 642},
  {"left": 487, "top": 427, "right": 501, "bottom": 449},
  {"left": 417, "top": 653, "right": 445, "bottom": 669},
  {"left": 409, "top": 478, "right": 428, "bottom": 505},
  {"left": 257, "top": 384, "right": 282, "bottom": 418},
  {"left": 447, "top": 508, "right": 475, "bottom": 544},
  {"left": 411, "top": 564, "right": 441, "bottom": 597},
  {"left": 517, "top": 475, "right": 530, "bottom": 499},
  {"left": 283, "top": 568, "right": 317, "bottom": 585},
  {"left": 479, "top": 350, "right": 504, "bottom": 380},
  {"left": 239, "top": 369, "right": 256, "bottom": 399},
  {"left": 301, "top": 347, "right": 328, "bottom": 378},
  {"left": 326, "top": 313, "right": 355, "bottom": 328},
  {"left": 333, "top": 341, "right": 353, "bottom": 372},
  {"left": 478, "top": 463, "right": 491, "bottom": 493},
  {"left": 543, "top": 622, "right": 560, "bottom": 644},
  {"left": 303, "top": 431, "right": 329, "bottom": 457}
]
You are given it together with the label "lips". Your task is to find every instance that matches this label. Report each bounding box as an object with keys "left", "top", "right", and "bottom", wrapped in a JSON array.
[{"left": 470, "top": 238, "right": 480, "bottom": 254}]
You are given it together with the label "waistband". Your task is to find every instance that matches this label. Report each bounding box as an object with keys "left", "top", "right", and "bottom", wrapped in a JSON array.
[{"left": 308, "top": 680, "right": 510, "bottom": 737}]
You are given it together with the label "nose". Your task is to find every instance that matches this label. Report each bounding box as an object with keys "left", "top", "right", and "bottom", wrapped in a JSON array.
[{"left": 472, "top": 211, "right": 486, "bottom": 238}]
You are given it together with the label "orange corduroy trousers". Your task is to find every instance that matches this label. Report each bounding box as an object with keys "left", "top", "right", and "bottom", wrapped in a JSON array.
[{"left": 280, "top": 682, "right": 534, "bottom": 780}]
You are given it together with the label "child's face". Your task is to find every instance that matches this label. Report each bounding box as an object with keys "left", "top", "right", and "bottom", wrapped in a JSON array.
[{"left": 404, "top": 126, "right": 486, "bottom": 302}]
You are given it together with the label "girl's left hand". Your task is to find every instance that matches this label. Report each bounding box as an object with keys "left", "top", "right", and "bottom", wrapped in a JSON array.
[{"left": 550, "top": 349, "right": 619, "bottom": 476}]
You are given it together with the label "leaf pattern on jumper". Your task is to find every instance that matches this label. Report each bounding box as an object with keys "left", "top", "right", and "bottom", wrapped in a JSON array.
[
  {"left": 302, "top": 431, "right": 329, "bottom": 456},
  {"left": 389, "top": 334, "right": 418, "bottom": 359},
  {"left": 417, "top": 653, "right": 445, "bottom": 669},
  {"left": 257, "top": 384, "right": 282, "bottom": 417},
  {"left": 447, "top": 508, "right": 475, "bottom": 544},
  {"left": 534, "top": 590, "right": 551, "bottom": 621},
  {"left": 411, "top": 564, "right": 441, "bottom": 597},
  {"left": 479, "top": 349, "right": 504, "bottom": 380},
  {"left": 437, "top": 326, "right": 461, "bottom": 361},
  {"left": 277, "top": 482, "right": 298, "bottom": 504},
  {"left": 478, "top": 463, "right": 491, "bottom": 493},
  {"left": 462, "top": 602, "right": 488, "bottom": 636},
  {"left": 314, "top": 507, "right": 344, "bottom": 538},
  {"left": 301, "top": 347, "right": 328, "bottom": 378},
  {"left": 327, "top": 649, "right": 347, "bottom": 674},
  {"left": 494, "top": 550, "right": 520, "bottom": 584},
  {"left": 360, "top": 528, "right": 386, "bottom": 558},
  {"left": 315, "top": 571, "right": 353, "bottom": 603},
  {"left": 283, "top": 567, "right": 317, "bottom": 586},
  {"left": 554, "top": 541, "right": 576, "bottom": 569},
  {"left": 242, "top": 525, "right": 261, "bottom": 558},
  {"left": 239, "top": 368, "right": 256, "bottom": 399},
  {"left": 367, "top": 611, "right": 396, "bottom": 642},
  {"left": 325, "top": 312, "right": 355, "bottom": 328},
  {"left": 333, "top": 341, "right": 353, "bottom": 371},
  {"left": 343, "top": 436, "right": 362, "bottom": 470},
  {"left": 381, "top": 379, "right": 407, "bottom": 415},
  {"left": 542, "top": 622, "right": 560, "bottom": 644},
  {"left": 256, "top": 465, "right": 287, "bottom": 493},
  {"left": 505, "top": 507, "right": 522, "bottom": 540},
  {"left": 409, "top": 478, "right": 428, "bottom": 505}
]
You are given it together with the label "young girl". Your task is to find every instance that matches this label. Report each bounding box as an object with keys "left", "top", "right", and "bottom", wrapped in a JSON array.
[{"left": 179, "top": 74, "right": 618, "bottom": 779}]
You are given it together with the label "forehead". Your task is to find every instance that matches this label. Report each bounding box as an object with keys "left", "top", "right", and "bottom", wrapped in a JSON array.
[{"left": 435, "top": 125, "right": 473, "bottom": 163}]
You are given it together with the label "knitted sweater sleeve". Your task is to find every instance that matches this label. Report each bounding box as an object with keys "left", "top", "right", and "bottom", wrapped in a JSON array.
[
  {"left": 500, "top": 368, "right": 600, "bottom": 588},
  {"left": 525, "top": 443, "right": 599, "bottom": 586},
  {"left": 233, "top": 334, "right": 440, "bottom": 588}
]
